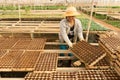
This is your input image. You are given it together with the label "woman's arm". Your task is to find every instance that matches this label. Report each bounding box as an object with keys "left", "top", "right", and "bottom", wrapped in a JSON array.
[{"left": 60, "top": 20, "right": 73, "bottom": 47}]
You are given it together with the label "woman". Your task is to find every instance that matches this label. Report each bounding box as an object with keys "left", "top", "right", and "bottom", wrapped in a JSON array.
[
  {"left": 59, "top": 6, "right": 84, "bottom": 48},
  {"left": 59, "top": 6, "right": 84, "bottom": 66}
]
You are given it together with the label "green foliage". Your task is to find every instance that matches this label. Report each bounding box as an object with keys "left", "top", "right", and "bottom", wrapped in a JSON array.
[
  {"left": 105, "top": 20, "right": 120, "bottom": 28},
  {"left": 0, "top": 6, "right": 16, "bottom": 10},
  {"left": 79, "top": 18, "right": 108, "bottom": 31},
  {"left": 24, "top": 6, "right": 31, "bottom": 13},
  {"left": 94, "top": 13, "right": 120, "bottom": 28},
  {"left": 2, "top": 6, "right": 7, "bottom": 11},
  {"left": 31, "top": 6, "right": 66, "bottom": 10},
  {"left": 94, "top": 14, "right": 106, "bottom": 20},
  {"left": 111, "top": 6, "right": 120, "bottom": 8},
  {"left": 0, "top": 5, "right": 66, "bottom": 10}
]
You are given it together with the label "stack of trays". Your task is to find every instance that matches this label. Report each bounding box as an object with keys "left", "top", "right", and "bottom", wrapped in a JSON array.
[
  {"left": 13, "top": 51, "right": 40, "bottom": 71},
  {"left": 93, "top": 47, "right": 110, "bottom": 68},
  {"left": 77, "top": 69, "right": 120, "bottom": 80},
  {"left": 34, "top": 52, "right": 58, "bottom": 72},
  {"left": 0, "top": 51, "right": 41, "bottom": 71},
  {"left": 115, "top": 49, "right": 120, "bottom": 75},
  {"left": 77, "top": 70, "right": 104, "bottom": 80},
  {"left": 70, "top": 41, "right": 106, "bottom": 67},
  {"left": 0, "top": 50, "right": 58, "bottom": 72},
  {"left": 99, "top": 35, "right": 119, "bottom": 57},
  {"left": 0, "top": 37, "right": 6, "bottom": 43},
  {"left": 11, "top": 38, "right": 32, "bottom": 49},
  {"left": 99, "top": 34, "right": 120, "bottom": 66},
  {"left": 0, "top": 38, "right": 46, "bottom": 50},
  {"left": 25, "top": 69, "right": 120, "bottom": 80},
  {"left": 0, "top": 51, "right": 23, "bottom": 71},
  {"left": 52, "top": 72, "right": 77, "bottom": 80},
  {"left": 98, "top": 33, "right": 120, "bottom": 75},
  {"left": 27, "top": 38, "right": 46, "bottom": 50},
  {"left": 0, "top": 50, "right": 7, "bottom": 58},
  {"left": 100, "top": 69, "right": 120, "bottom": 80},
  {"left": 11, "top": 38, "right": 46, "bottom": 50},
  {"left": 25, "top": 72, "right": 52, "bottom": 80},
  {"left": 0, "top": 38, "right": 19, "bottom": 49},
  {"left": 94, "top": 56, "right": 110, "bottom": 68}
]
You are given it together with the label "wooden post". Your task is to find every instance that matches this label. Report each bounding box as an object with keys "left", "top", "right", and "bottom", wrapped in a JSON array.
[{"left": 85, "top": 0, "right": 94, "bottom": 42}]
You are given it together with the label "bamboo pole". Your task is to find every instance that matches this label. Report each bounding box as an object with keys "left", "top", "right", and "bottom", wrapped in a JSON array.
[
  {"left": 18, "top": 4, "right": 21, "bottom": 21},
  {"left": 85, "top": 0, "right": 94, "bottom": 42}
]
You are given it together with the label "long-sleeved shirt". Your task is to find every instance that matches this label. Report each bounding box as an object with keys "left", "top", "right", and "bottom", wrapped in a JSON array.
[{"left": 59, "top": 18, "right": 84, "bottom": 47}]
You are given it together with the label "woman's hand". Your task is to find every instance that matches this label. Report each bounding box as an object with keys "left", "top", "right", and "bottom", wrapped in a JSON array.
[
  {"left": 69, "top": 43, "right": 73, "bottom": 48},
  {"left": 80, "top": 39, "right": 85, "bottom": 41}
]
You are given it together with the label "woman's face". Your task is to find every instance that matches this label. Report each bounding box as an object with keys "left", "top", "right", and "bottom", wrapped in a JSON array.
[{"left": 66, "top": 16, "right": 75, "bottom": 22}]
